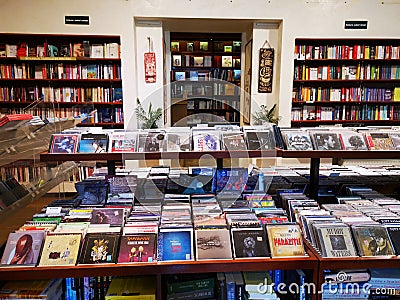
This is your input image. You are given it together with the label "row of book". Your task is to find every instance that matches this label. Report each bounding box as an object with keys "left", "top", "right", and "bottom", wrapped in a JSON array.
[
  {"left": 0, "top": 41, "right": 120, "bottom": 59},
  {"left": 292, "top": 104, "right": 400, "bottom": 122},
  {"left": 294, "top": 44, "right": 400, "bottom": 60},
  {"left": 0, "top": 86, "right": 123, "bottom": 103},
  {"left": 0, "top": 63, "right": 121, "bottom": 80},
  {"left": 292, "top": 86, "right": 400, "bottom": 102},
  {"left": 293, "top": 64, "right": 400, "bottom": 81}
]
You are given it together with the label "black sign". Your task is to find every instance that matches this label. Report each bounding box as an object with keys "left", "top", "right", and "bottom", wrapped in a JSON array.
[
  {"left": 344, "top": 21, "right": 368, "bottom": 30},
  {"left": 65, "top": 16, "right": 90, "bottom": 25}
]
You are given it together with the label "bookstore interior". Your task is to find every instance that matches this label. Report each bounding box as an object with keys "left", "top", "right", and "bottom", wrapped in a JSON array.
[{"left": 2, "top": 1, "right": 400, "bottom": 300}]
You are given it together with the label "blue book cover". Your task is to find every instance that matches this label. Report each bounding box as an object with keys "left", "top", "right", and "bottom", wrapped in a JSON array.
[
  {"left": 78, "top": 133, "right": 109, "bottom": 153},
  {"left": 158, "top": 229, "right": 193, "bottom": 261}
]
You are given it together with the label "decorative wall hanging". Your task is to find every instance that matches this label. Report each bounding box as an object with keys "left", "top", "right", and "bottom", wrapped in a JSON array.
[
  {"left": 144, "top": 37, "right": 156, "bottom": 83},
  {"left": 258, "top": 41, "right": 274, "bottom": 93}
]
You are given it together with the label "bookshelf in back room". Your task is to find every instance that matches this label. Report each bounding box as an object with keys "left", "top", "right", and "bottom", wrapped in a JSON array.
[
  {"left": 292, "top": 38, "right": 400, "bottom": 127},
  {"left": 170, "top": 33, "right": 242, "bottom": 126},
  {"left": 0, "top": 33, "right": 124, "bottom": 128}
]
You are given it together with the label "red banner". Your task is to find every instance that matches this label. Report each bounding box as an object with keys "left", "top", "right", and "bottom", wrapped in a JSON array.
[{"left": 144, "top": 52, "right": 156, "bottom": 83}]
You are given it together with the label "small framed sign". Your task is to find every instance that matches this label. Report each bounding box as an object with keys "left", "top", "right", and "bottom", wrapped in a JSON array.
[
  {"left": 65, "top": 16, "right": 90, "bottom": 25},
  {"left": 345, "top": 20, "right": 368, "bottom": 30}
]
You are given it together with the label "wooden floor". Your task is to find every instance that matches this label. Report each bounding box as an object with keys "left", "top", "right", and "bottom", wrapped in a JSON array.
[{"left": 0, "top": 194, "right": 64, "bottom": 247}]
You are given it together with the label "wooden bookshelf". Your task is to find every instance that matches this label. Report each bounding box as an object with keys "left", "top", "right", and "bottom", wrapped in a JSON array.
[{"left": 0, "top": 33, "right": 124, "bottom": 127}]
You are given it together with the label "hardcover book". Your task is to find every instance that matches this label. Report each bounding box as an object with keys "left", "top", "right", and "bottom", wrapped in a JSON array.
[
  {"left": 79, "top": 232, "right": 120, "bottom": 264},
  {"left": 352, "top": 225, "right": 395, "bottom": 256},
  {"left": 157, "top": 228, "right": 193, "bottom": 261},
  {"left": 1, "top": 230, "right": 45, "bottom": 266},
  {"left": 117, "top": 233, "right": 157, "bottom": 263},
  {"left": 311, "top": 132, "right": 342, "bottom": 150},
  {"left": 266, "top": 223, "right": 305, "bottom": 257},
  {"left": 316, "top": 224, "right": 358, "bottom": 257},
  {"left": 195, "top": 228, "right": 232, "bottom": 260},
  {"left": 78, "top": 133, "right": 109, "bottom": 153},
  {"left": 38, "top": 233, "right": 81, "bottom": 266},
  {"left": 49, "top": 133, "right": 80, "bottom": 154},
  {"left": 231, "top": 227, "right": 270, "bottom": 258}
]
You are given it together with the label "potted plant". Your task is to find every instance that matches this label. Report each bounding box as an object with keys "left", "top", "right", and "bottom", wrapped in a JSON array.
[{"left": 135, "top": 98, "right": 163, "bottom": 129}]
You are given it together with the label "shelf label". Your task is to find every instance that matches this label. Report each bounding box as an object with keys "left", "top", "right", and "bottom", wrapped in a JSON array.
[
  {"left": 344, "top": 20, "right": 368, "bottom": 29},
  {"left": 65, "top": 15, "right": 90, "bottom": 25}
]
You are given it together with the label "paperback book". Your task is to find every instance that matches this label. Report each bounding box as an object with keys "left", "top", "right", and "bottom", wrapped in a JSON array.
[
  {"left": 157, "top": 228, "right": 193, "bottom": 261},
  {"left": 311, "top": 132, "right": 342, "bottom": 150},
  {"left": 78, "top": 133, "right": 109, "bottom": 153},
  {"left": 315, "top": 224, "right": 358, "bottom": 257},
  {"left": 108, "top": 130, "right": 137, "bottom": 152},
  {"left": 244, "top": 130, "right": 275, "bottom": 150},
  {"left": 281, "top": 130, "right": 313, "bottom": 151}
]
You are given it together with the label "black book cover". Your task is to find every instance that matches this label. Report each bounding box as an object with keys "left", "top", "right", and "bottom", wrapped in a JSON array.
[
  {"left": 386, "top": 226, "right": 400, "bottom": 255},
  {"left": 231, "top": 227, "right": 270, "bottom": 258},
  {"left": 79, "top": 232, "right": 120, "bottom": 264}
]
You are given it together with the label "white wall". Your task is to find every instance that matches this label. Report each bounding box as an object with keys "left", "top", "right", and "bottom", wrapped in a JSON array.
[{"left": 1, "top": 0, "right": 399, "bottom": 127}]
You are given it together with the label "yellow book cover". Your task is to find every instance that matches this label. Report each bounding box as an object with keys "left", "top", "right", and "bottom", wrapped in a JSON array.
[
  {"left": 266, "top": 223, "right": 305, "bottom": 257},
  {"left": 394, "top": 87, "right": 400, "bottom": 101},
  {"left": 105, "top": 276, "right": 156, "bottom": 300}
]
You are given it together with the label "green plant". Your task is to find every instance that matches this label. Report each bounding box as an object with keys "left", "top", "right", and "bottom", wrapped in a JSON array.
[
  {"left": 135, "top": 98, "right": 163, "bottom": 129},
  {"left": 252, "top": 104, "right": 280, "bottom": 125}
]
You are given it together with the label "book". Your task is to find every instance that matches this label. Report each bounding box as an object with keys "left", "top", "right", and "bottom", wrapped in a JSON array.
[
  {"left": 213, "top": 168, "right": 248, "bottom": 193},
  {"left": 310, "top": 132, "right": 343, "bottom": 150},
  {"left": 73, "top": 43, "right": 84, "bottom": 57},
  {"left": 108, "top": 130, "right": 137, "bottom": 152},
  {"left": 315, "top": 224, "right": 358, "bottom": 257},
  {"left": 0, "top": 279, "right": 63, "bottom": 300},
  {"left": 222, "top": 55, "right": 233, "bottom": 67},
  {"left": 172, "top": 54, "right": 182, "bottom": 67},
  {"left": 117, "top": 233, "right": 157, "bottom": 263},
  {"left": 78, "top": 133, "right": 109, "bottom": 153},
  {"left": 1, "top": 230, "right": 45, "bottom": 266},
  {"left": 195, "top": 228, "right": 232, "bottom": 260},
  {"left": 352, "top": 224, "right": 395, "bottom": 256},
  {"left": 281, "top": 130, "right": 313, "bottom": 151},
  {"left": 383, "top": 225, "right": 400, "bottom": 255},
  {"left": 49, "top": 133, "right": 80, "bottom": 154},
  {"left": 91, "top": 44, "right": 104, "bottom": 58},
  {"left": 38, "top": 233, "right": 81, "bottom": 266},
  {"left": 137, "top": 130, "right": 166, "bottom": 152},
  {"left": 157, "top": 228, "right": 193, "bottom": 261},
  {"left": 266, "top": 223, "right": 305, "bottom": 257},
  {"left": 171, "top": 41, "right": 179, "bottom": 52},
  {"left": 79, "top": 232, "right": 120, "bottom": 264},
  {"left": 105, "top": 276, "right": 156, "bottom": 300},
  {"left": 231, "top": 227, "right": 270, "bottom": 258}
]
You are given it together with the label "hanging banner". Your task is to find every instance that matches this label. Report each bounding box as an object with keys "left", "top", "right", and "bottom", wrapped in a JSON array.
[
  {"left": 144, "top": 52, "right": 156, "bottom": 83},
  {"left": 258, "top": 48, "right": 274, "bottom": 93}
]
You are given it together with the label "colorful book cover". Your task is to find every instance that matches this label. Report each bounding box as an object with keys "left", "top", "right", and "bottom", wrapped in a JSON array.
[
  {"left": 108, "top": 131, "right": 137, "bottom": 152},
  {"left": 192, "top": 130, "right": 220, "bottom": 151},
  {"left": 49, "top": 133, "right": 79, "bottom": 154},
  {"left": 352, "top": 225, "right": 395, "bottom": 256},
  {"left": 90, "top": 208, "right": 125, "bottom": 226},
  {"left": 117, "top": 233, "right": 157, "bottom": 263},
  {"left": 157, "top": 228, "right": 193, "bottom": 261},
  {"left": 266, "top": 223, "right": 305, "bottom": 257},
  {"left": 213, "top": 168, "right": 248, "bottom": 193},
  {"left": 79, "top": 232, "right": 120, "bottom": 264},
  {"left": 78, "top": 133, "right": 108, "bottom": 153},
  {"left": 38, "top": 233, "right": 81, "bottom": 266},
  {"left": 1, "top": 230, "right": 45, "bottom": 266},
  {"left": 195, "top": 228, "right": 232, "bottom": 260}
]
